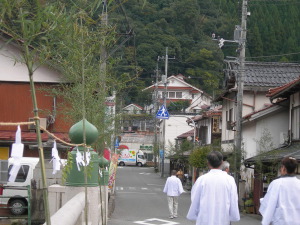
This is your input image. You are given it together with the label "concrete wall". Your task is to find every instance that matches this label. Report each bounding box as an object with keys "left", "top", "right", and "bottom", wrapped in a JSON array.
[
  {"left": 163, "top": 116, "right": 194, "bottom": 155},
  {"left": 48, "top": 185, "right": 108, "bottom": 225}
]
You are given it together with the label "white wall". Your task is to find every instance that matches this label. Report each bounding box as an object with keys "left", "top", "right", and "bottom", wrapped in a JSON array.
[
  {"left": 221, "top": 91, "right": 276, "bottom": 152},
  {"left": 162, "top": 116, "right": 194, "bottom": 155},
  {"left": 242, "top": 122, "right": 257, "bottom": 158},
  {"left": 221, "top": 93, "right": 235, "bottom": 144},
  {"left": 0, "top": 40, "right": 62, "bottom": 83}
]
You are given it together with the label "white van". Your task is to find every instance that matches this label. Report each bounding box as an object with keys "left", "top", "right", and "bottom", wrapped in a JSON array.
[
  {"left": 0, "top": 157, "right": 64, "bottom": 215},
  {"left": 0, "top": 157, "right": 39, "bottom": 215}
]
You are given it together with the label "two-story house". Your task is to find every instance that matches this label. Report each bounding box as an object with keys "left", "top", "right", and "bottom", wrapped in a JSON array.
[
  {"left": 215, "top": 60, "right": 300, "bottom": 212},
  {"left": 243, "top": 76, "right": 300, "bottom": 213},
  {"left": 0, "top": 37, "right": 70, "bottom": 160},
  {"left": 144, "top": 74, "right": 212, "bottom": 113},
  {"left": 215, "top": 61, "right": 300, "bottom": 154},
  {"left": 143, "top": 74, "right": 212, "bottom": 155}
]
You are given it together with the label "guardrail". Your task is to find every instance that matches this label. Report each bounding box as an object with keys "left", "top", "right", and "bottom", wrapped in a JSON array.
[
  {"left": 44, "top": 191, "right": 85, "bottom": 225},
  {"left": 0, "top": 185, "right": 31, "bottom": 225}
]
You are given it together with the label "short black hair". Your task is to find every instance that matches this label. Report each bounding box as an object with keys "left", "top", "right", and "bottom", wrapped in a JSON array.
[
  {"left": 171, "top": 170, "right": 177, "bottom": 175},
  {"left": 207, "top": 151, "right": 223, "bottom": 168},
  {"left": 281, "top": 157, "right": 298, "bottom": 174}
]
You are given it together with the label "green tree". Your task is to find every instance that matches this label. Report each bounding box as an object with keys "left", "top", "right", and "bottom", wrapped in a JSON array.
[{"left": 189, "top": 146, "right": 211, "bottom": 169}]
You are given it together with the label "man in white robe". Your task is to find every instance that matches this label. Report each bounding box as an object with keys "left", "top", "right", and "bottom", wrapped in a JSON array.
[
  {"left": 259, "top": 156, "right": 300, "bottom": 225},
  {"left": 187, "top": 151, "right": 240, "bottom": 225},
  {"left": 163, "top": 169, "right": 184, "bottom": 219}
]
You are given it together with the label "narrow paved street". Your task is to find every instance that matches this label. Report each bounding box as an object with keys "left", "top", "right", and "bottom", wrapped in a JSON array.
[{"left": 108, "top": 166, "right": 262, "bottom": 225}]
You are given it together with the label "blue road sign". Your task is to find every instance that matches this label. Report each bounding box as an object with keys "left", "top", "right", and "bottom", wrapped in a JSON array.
[
  {"left": 156, "top": 105, "right": 169, "bottom": 119},
  {"left": 115, "top": 138, "right": 119, "bottom": 147},
  {"left": 159, "top": 150, "right": 164, "bottom": 158}
]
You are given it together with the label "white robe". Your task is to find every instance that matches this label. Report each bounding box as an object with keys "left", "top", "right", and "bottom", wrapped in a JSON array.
[
  {"left": 259, "top": 176, "right": 300, "bottom": 225},
  {"left": 187, "top": 169, "right": 240, "bottom": 225},
  {"left": 163, "top": 175, "right": 184, "bottom": 196}
]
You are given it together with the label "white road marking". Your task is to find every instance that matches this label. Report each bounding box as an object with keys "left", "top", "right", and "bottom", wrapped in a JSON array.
[
  {"left": 117, "top": 192, "right": 156, "bottom": 195},
  {"left": 116, "top": 186, "right": 163, "bottom": 192},
  {"left": 129, "top": 187, "right": 136, "bottom": 190},
  {"left": 134, "top": 218, "right": 179, "bottom": 225},
  {"left": 147, "top": 184, "right": 164, "bottom": 186}
]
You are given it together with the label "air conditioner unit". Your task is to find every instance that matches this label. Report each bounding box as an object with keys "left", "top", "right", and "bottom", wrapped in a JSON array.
[{"left": 28, "top": 118, "right": 47, "bottom": 130}]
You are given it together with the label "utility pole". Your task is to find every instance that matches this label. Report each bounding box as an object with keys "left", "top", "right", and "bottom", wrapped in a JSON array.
[
  {"left": 161, "top": 47, "right": 168, "bottom": 178},
  {"left": 156, "top": 47, "right": 175, "bottom": 177},
  {"left": 235, "top": 0, "right": 248, "bottom": 185},
  {"left": 153, "top": 58, "right": 161, "bottom": 170}
]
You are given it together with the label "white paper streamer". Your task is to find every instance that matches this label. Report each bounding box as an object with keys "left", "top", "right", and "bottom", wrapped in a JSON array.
[
  {"left": 85, "top": 149, "right": 91, "bottom": 166},
  {"left": 51, "top": 140, "right": 61, "bottom": 174},
  {"left": 9, "top": 126, "right": 24, "bottom": 182},
  {"left": 76, "top": 148, "right": 85, "bottom": 171}
]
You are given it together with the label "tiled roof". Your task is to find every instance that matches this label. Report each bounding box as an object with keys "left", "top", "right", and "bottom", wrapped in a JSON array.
[
  {"left": 0, "top": 131, "right": 69, "bottom": 142},
  {"left": 243, "top": 104, "right": 275, "bottom": 120},
  {"left": 267, "top": 76, "right": 300, "bottom": 99},
  {"left": 244, "top": 143, "right": 300, "bottom": 165},
  {"left": 177, "top": 129, "right": 194, "bottom": 138},
  {"left": 227, "top": 61, "right": 300, "bottom": 87}
]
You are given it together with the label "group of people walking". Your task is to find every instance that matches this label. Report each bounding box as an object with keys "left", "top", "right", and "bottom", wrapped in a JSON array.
[{"left": 163, "top": 150, "right": 300, "bottom": 225}]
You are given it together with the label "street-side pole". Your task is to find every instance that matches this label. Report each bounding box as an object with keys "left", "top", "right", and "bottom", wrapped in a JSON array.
[
  {"left": 161, "top": 47, "right": 168, "bottom": 178},
  {"left": 154, "top": 59, "right": 160, "bottom": 170},
  {"left": 235, "top": 0, "right": 247, "bottom": 185}
]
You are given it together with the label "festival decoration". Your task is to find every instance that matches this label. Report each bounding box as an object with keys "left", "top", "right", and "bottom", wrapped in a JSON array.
[{"left": 8, "top": 126, "right": 24, "bottom": 182}]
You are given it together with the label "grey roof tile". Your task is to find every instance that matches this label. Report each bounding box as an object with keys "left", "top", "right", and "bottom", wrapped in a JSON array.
[
  {"left": 244, "top": 143, "right": 300, "bottom": 165},
  {"left": 229, "top": 62, "right": 300, "bottom": 88}
]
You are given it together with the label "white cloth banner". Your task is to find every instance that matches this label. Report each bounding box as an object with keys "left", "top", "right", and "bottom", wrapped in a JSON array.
[
  {"left": 75, "top": 148, "right": 91, "bottom": 171},
  {"left": 76, "top": 148, "right": 85, "bottom": 171},
  {"left": 85, "top": 150, "right": 91, "bottom": 166},
  {"left": 9, "top": 126, "right": 24, "bottom": 182},
  {"left": 51, "top": 140, "right": 61, "bottom": 174}
]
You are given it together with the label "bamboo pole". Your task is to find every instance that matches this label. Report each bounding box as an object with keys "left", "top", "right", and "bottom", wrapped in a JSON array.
[
  {"left": 79, "top": 15, "right": 89, "bottom": 225},
  {"left": 27, "top": 57, "right": 51, "bottom": 225},
  {"left": 20, "top": 6, "right": 51, "bottom": 223}
]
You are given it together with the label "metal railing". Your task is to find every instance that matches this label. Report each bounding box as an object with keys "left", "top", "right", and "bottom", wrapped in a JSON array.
[{"left": 0, "top": 185, "right": 31, "bottom": 225}]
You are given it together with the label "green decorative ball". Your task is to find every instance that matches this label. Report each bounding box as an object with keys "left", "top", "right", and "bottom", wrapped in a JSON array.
[{"left": 69, "top": 119, "right": 99, "bottom": 145}]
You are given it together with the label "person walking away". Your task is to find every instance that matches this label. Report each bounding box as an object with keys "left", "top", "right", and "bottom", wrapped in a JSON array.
[
  {"left": 163, "top": 170, "right": 184, "bottom": 219},
  {"left": 187, "top": 151, "right": 240, "bottom": 225},
  {"left": 259, "top": 156, "right": 300, "bottom": 225},
  {"left": 221, "top": 161, "right": 230, "bottom": 174},
  {"left": 177, "top": 168, "right": 184, "bottom": 183}
]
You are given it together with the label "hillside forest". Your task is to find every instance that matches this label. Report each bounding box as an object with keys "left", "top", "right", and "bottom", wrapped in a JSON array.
[{"left": 110, "top": 0, "right": 300, "bottom": 106}]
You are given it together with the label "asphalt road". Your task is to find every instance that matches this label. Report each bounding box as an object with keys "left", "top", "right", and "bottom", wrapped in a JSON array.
[{"left": 108, "top": 166, "right": 262, "bottom": 225}]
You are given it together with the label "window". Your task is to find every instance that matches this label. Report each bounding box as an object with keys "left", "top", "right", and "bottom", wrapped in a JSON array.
[
  {"left": 168, "top": 92, "right": 175, "bottom": 98},
  {"left": 167, "top": 92, "right": 183, "bottom": 99},
  {"left": 176, "top": 92, "right": 182, "bottom": 98},
  {"left": 138, "top": 155, "right": 145, "bottom": 159},
  {"left": 8, "top": 165, "right": 29, "bottom": 183}
]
